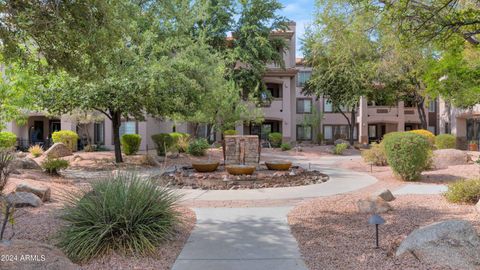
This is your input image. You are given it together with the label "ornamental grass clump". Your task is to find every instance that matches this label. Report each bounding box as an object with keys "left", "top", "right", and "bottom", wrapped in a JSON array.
[
  {"left": 28, "top": 145, "right": 44, "bottom": 158},
  {"left": 383, "top": 132, "right": 431, "bottom": 181},
  {"left": 445, "top": 179, "right": 480, "bottom": 204},
  {"left": 361, "top": 142, "right": 387, "bottom": 166},
  {"left": 57, "top": 173, "right": 181, "bottom": 263}
]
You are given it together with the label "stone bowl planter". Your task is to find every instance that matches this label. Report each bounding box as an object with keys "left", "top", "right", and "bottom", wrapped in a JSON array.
[
  {"left": 226, "top": 165, "right": 256, "bottom": 175},
  {"left": 265, "top": 160, "right": 292, "bottom": 171},
  {"left": 192, "top": 161, "right": 220, "bottom": 173}
]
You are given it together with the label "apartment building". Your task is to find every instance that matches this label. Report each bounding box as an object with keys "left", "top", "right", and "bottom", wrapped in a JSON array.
[
  {"left": 438, "top": 101, "right": 480, "bottom": 149},
  {"left": 3, "top": 21, "right": 440, "bottom": 149}
]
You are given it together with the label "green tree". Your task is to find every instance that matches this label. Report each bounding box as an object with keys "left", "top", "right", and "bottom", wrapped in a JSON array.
[
  {"left": 0, "top": 1, "right": 225, "bottom": 163},
  {"left": 302, "top": 2, "right": 377, "bottom": 145}
]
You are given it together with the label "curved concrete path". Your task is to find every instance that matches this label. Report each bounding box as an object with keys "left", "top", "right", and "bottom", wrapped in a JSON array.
[
  {"left": 178, "top": 155, "right": 377, "bottom": 202},
  {"left": 172, "top": 154, "right": 379, "bottom": 270}
]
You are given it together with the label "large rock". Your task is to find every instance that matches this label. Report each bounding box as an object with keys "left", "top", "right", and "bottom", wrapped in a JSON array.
[
  {"left": 334, "top": 139, "right": 350, "bottom": 146},
  {"left": 372, "top": 189, "right": 396, "bottom": 202},
  {"left": 6, "top": 192, "right": 42, "bottom": 208},
  {"left": 15, "top": 183, "right": 51, "bottom": 202},
  {"left": 0, "top": 240, "right": 79, "bottom": 270},
  {"left": 44, "top": 143, "right": 72, "bottom": 158},
  {"left": 356, "top": 198, "right": 392, "bottom": 214},
  {"left": 432, "top": 149, "right": 471, "bottom": 169},
  {"left": 9, "top": 157, "right": 41, "bottom": 170},
  {"left": 397, "top": 220, "right": 480, "bottom": 269}
]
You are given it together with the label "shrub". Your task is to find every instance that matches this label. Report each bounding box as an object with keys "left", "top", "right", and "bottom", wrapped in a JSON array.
[
  {"left": 383, "top": 132, "right": 431, "bottom": 181},
  {"left": 121, "top": 134, "right": 141, "bottom": 155},
  {"left": 52, "top": 130, "right": 79, "bottom": 151},
  {"left": 445, "top": 179, "right": 480, "bottom": 204},
  {"left": 169, "top": 132, "right": 190, "bottom": 152},
  {"left": 223, "top": 129, "right": 237, "bottom": 136},
  {"left": 333, "top": 143, "right": 348, "bottom": 155},
  {"left": 435, "top": 134, "right": 456, "bottom": 149},
  {"left": 317, "top": 133, "right": 324, "bottom": 145},
  {"left": 0, "top": 150, "right": 14, "bottom": 192},
  {"left": 280, "top": 143, "right": 292, "bottom": 151},
  {"left": 361, "top": 142, "right": 387, "bottom": 166},
  {"left": 268, "top": 132, "right": 282, "bottom": 147},
  {"left": 187, "top": 138, "right": 210, "bottom": 156},
  {"left": 0, "top": 132, "right": 17, "bottom": 149},
  {"left": 151, "top": 133, "right": 174, "bottom": 156},
  {"left": 28, "top": 145, "right": 44, "bottom": 158},
  {"left": 408, "top": 129, "right": 435, "bottom": 146},
  {"left": 56, "top": 173, "right": 180, "bottom": 263},
  {"left": 42, "top": 158, "right": 69, "bottom": 175}
]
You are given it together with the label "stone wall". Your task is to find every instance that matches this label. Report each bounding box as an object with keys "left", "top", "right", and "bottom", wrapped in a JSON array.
[{"left": 224, "top": 135, "right": 260, "bottom": 165}]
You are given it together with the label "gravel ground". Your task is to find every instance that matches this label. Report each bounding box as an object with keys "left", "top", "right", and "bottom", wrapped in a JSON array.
[
  {"left": 288, "top": 194, "right": 480, "bottom": 270},
  {"left": 3, "top": 171, "right": 196, "bottom": 270}
]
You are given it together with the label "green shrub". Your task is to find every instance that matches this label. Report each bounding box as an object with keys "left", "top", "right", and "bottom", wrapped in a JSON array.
[
  {"left": 0, "top": 132, "right": 17, "bottom": 149},
  {"left": 223, "top": 129, "right": 237, "bottom": 136},
  {"left": 169, "top": 132, "right": 190, "bottom": 152},
  {"left": 268, "top": 132, "right": 282, "bottom": 147},
  {"left": 42, "top": 158, "right": 69, "bottom": 175},
  {"left": 280, "top": 143, "right": 292, "bottom": 151},
  {"left": 408, "top": 129, "right": 435, "bottom": 146},
  {"left": 435, "top": 134, "right": 456, "bottom": 149},
  {"left": 361, "top": 142, "right": 387, "bottom": 166},
  {"left": 56, "top": 173, "right": 180, "bottom": 263},
  {"left": 317, "top": 133, "right": 324, "bottom": 145},
  {"left": 383, "top": 132, "right": 431, "bottom": 181},
  {"left": 333, "top": 143, "right": 348, "bottom": 155},
  {"left": 52, "top": 130, "right": 79, "bottom": 151},
  {"left": 445, "top": 179, "right": 480, "bottom": 204},
  {"left": 151, "top": 133, "right": 174, "bottom": 156},
  {"left": 187, "top": 138, "right": 210, "bottom": 156},
  {"left": 121, "top": 134, "right": 141, "bottom": 155}
]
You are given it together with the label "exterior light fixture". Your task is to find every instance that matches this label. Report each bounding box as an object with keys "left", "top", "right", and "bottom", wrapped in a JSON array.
[{"left": 368, "top": 214, "right": 385, "bottom": 248}]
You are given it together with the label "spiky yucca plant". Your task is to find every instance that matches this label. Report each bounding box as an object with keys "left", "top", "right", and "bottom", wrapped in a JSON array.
[{"left": 57, "top": 173, "right": 181, "bottom": 263}]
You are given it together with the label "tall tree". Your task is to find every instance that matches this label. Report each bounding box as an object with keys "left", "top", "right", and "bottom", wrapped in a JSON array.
[
  {"left": 302, "top": 2, "right": 378, "bottom": 144},
  {"left": 0, "top": 1, "right": 225, "bottom": 163}
]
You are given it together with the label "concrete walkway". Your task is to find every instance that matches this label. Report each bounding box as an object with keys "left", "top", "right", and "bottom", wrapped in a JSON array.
[
  {"left": 178, "top": 155, "right": 377, "bottom": 202},
  {"left": 172, "top": 207, "right": 307, "bottom": 270}
]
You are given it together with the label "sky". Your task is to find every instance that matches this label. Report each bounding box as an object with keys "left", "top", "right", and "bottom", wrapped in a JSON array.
[{"left": 277, "top": 0, "right": 316, "bottom": 57}]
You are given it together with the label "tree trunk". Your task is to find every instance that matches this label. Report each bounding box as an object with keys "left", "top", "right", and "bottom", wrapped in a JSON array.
[
  {"left": 416, "top": 97, "right": 428, "bottom": 129},
  {"left": 337, "top": 105, "right": 355, "bottom": 145},
  {"left": 349, "top": 108, "right": 356, "bottom": 145},
  {"left": 111, "top": 111, "right": 123, "bottom": 163}
]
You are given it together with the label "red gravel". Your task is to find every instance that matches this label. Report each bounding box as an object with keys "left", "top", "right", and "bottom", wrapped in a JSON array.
[{"left": 288, "top": 194, "right": 480, "bottom": 270}]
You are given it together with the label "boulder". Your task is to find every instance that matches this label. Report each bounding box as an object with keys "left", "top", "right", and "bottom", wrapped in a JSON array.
[
  {"left": 0, "top": 240, "right": 79, "bottom": 270},
  {"left": 432, "top": 149, "right": 471, "bottom": 169},
  {"left": 9, "top": 157, "right": 41, "bottom": 170},
  {"left": 6, "top": 192, "right": 42, "bottom": 208},
  {"left": 15, "top": 183, "right": 51, "bottom": 202},
  {"left": 372, "top": 189, "right": 396, "bottom": 202},
  {"left": 357, "top": 198, "right": 392, "bottom": 214},
  {"left": 43, "top": 143, "right": 72, "bottom": 158},
  {"left": 334, "top": 139, "right": 350, "bottom": 146},
  {"left": 397, "top": 220, "right": 480, "bottom": 269}
]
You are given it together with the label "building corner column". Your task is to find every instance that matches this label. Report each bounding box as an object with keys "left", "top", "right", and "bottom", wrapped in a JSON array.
[{"left": 397, "top": 101, "right": 405, "bottom": 132}]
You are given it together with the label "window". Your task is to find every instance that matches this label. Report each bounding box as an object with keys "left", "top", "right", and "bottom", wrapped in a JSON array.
[
  {"left": 323, "top": 125, "right": 357, "bottom": 141},
  {"left": 368, "top": 125, "right": 377, "bottom": 138},
  {"left": 94, "top": 122, "right": 105, "bottom": 144},
  {"left": 297, "top": 125, "right": 312, "bottom": 141},
  {"left": 297, "top": 71, "right": 312, "bottom": 87},
  {"left": 324, "top": 99, "right": 333, "bottom": 113},
  {"left": 323, "top": 98, "right": 348, "bottom": 113},
  {"left": 428, "top": 100, "right": 436, "bottom": 112},
  {"left": 297, "top": 98, "right": 312, "bottom": 114},
  {"left": 266, "top": 83, "right": 282, "bottom": 98},
  {"left": 119, "top": 121, "right": 137, "bottom": 137}
]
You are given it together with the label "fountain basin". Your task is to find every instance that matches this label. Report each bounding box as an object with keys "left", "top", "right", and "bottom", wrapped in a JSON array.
[
  {"left": 265, "top": 160, "right": 292, "bottom": 171},
  {"left": 226, "top": 165, "right": 256, "bottom": 175},
  {"left": 192, "top": 161, "right": 220, "bottom": 173}
]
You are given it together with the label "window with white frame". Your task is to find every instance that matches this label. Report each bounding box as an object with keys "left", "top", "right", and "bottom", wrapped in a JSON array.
[
  {"left": 428, "top": 100, "right": 436, "bottom": 112},
  {"left": 119, "top": 121, "right": 137, "bottom": 137},
  {"left": 297, "top": 71, "right": 312, "bottom": 87},
  {"left": 297, "top": 125, "right": 312, "bottom": 141}
]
